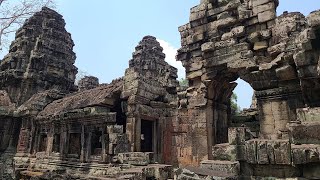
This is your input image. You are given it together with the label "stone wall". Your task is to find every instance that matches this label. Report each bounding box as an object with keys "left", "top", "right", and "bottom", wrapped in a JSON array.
[
  {"left": 122, "top": 36, "right": 179, "bottom": 162},
  {"left": 176, "top": 0, "right": 320, "bottom": 165}
]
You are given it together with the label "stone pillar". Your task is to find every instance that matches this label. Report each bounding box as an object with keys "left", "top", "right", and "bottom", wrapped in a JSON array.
[
  {"left": 101, "top": 126, "right": 106, "bottom": 162},
  {"left": 258, "top": 99, "right": 291, "bottom": 139},
  {"left": 86, "top": 131, "right": 92, "bottom": 161},
  {"left": 206, "top": 100, "right": 214, "bottom": 160},
  {"left": 135, "top": 115, "right": 141, "bottom": 152},
  {"left": 46, "top": 123, "right": 54, "bottom": 155},
  {"left": 256, "top": 88, "right": 299, "bottom": 139},
  {"left": 60, "top": 125, "right": 67, "bottom": 157},
  {"left": 126, "top": 117, "right": 136, "bottom": 152},
  {"left": 80, "top": 125, "right": 85, "bottom": 162}
]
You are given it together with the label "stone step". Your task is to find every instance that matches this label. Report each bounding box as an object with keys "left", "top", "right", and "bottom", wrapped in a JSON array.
[{"left": 200, "top": 160, "right": 240, "bottom": 176}]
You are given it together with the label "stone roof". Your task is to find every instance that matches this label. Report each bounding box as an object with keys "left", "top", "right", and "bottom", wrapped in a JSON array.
[
  {"left": 15, "top": 89, "right": 66, "bottom": 116},
  {"left": 37, "top": 78, "right": 123, "bottom": 118}
]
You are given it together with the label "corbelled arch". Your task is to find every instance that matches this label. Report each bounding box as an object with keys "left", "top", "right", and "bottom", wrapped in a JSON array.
[{"left": 177, "top": 0, "right": 320, "bottom": 165}]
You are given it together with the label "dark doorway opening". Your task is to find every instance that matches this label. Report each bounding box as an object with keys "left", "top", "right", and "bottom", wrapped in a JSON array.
[
  {"left": 53, "top": 134, "right": 60, "bottom": 153},
  {"left": 141, "top": 120, "right": 154, "bottom": 152},
  {"left": 68, "top": 133, "right": 81, "bottom": 156},
  {"left": 91, "top": 129, "right": 102, "bottom": 155},
  {"left": 39, "top": 134, "right": 47, "bottom": 152}
]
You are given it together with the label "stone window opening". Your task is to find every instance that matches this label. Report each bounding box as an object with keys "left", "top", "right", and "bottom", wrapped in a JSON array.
[{"left": 91, "top": 130, "right": 102, "bottom": 156}]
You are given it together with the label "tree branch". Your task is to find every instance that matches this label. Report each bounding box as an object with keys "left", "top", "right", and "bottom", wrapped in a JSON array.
[{"left": 0, "top": 0, "right": 55, "bottom": 51}]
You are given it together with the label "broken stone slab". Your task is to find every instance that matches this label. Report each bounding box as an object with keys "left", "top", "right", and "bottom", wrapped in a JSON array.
[
  {"left": 207, "top": 17, "right": 237, "bottom": 30},
  {"left": 228, "top": 127, "right": 246, "bottom": 145},
  {"left": 214, "top": 39, "right": 237, "bottom": 49},
  {"left": 267, "top": 42, "right": 286, "bottom": 56},
  {"left": 248, "top": 32, "right": 261, "bottom": 43},
  {"left": 212, "top": 143, "right": 246, "bottom": 161},
  {"left": 245, "top": 139, "right": 291, "bottom": 165},
  {"left": 201, "top": 42, "right": 215, "bottom": 52},
  {"left": 190, "top": 10, "right": 207, "bottom": 22},
  {"left": 252, "top": 0, "right": 274, "bottom": 7},
  {"left": 253, "top": 41, "right": 268, "bottom": 51},
  {"left": 200, "top": 160, "right": 240, "bottom": 176},
  {"left": 207, "top": 0, "right": 241, "bottom": 17},
  {"left": 288, "top": 121, "right": 320, "bottom": 144},
  {"left": 252, "top": 2, "right": 275, "bottom": 16},
  {"left": 116, "top": 152, "right": 154, "bottom": 166},
  {"left": 292, "top": 144, "right": 320, "bottom": 165},
  {"left": 258, "top": 10, "right": 276, "bottom": 23},
  {"left": 221, "top": 26, "right": 245, "bottom": 40},
  {"left": 187, "top": 70, "right": 203, "bottom": 79},
  {"left": 275, "top": 65, "right": 297, "bottom": 81}
]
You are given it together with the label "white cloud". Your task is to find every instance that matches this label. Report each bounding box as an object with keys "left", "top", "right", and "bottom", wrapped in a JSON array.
[{"left": 157, "top": 39, "right": 186, "bottom": 79}]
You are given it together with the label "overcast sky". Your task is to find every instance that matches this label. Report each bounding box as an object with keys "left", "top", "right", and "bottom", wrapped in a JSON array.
[{"left": 2, "top": 0, "right": 320, "bottom": 108}]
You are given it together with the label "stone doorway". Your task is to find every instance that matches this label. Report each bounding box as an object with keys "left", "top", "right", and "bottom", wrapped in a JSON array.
[
  {"left": 39, "top": 134, "right": 47, "bottom": 152},
  {"left": 68, "top": 133, "right": 81, "bottom": 156},
  {"left": 52, "top": 134, "right": 60, "bottom": 153},
  {"left": 91, "top": 129, "right": 102, "bottom": 156},
  {"left": 141, "top": 120, "right": 154, "bottom": 152}
]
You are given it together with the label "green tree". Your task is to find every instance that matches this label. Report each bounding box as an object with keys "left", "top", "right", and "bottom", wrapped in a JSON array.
[
  {"left": 179, "top": 78, "right": 188, "bottom": 87},
  {"left": 231, "top": 93, "right": 240, "bottom": 115}
]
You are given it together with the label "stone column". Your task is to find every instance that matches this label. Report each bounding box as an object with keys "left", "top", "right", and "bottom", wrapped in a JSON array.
[
  {"left": 46, "top": 123, "right": 54, "bottom": 155},
  {"left": 101, "top": 126, "right": 106, "bottom": 162},
  {"left": 206, "top": 100, "right": 214, "bottom": 160},
  {"left": 256, "top": 88, "right": 299, "bottom": 139},
  {"left": 135, "top": 115, "right": 141, "bottom": 152},
  {"left": 126, "top": 117, "right": 136, "bottom": 152},
  {"left": 60, "top": 124, "right": 67, "bottom": 157},
  {"left": 80, "top": 124, "right": 85, "bottom": 162},
  {"left": 86, "top": 131, "right": 92, "bottom": 161}
]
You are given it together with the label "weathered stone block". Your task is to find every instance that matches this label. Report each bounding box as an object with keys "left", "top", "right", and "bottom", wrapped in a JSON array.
[
  {"left": 187, "top": 70, "right": 203, "bottom": 79},
  {"left": 200, "top": 160, "right": 240, "bottom": 176},
  {"left": 276, "top": 65, "right": 297, "bottom": 81},
  {"left": 288, "top": 122, "right": 320, "bottom": 144},
  {"left": 258, "top": 10, "right": 276, "bottom": 23},
  {"left": 307, "top": 10, "right": 320, "bottom": 27},
  {"left": 116, "top": 152, "right": 154, "bottom": 165},
  {"left": 253, "top": 2, "right": 275, "bottom": 16},
  {"left": 245, "top": 140, "right": 257, "bottom": 164},
  {"left": 272, "top": 140, "right": 291, "bottom": 165},
  {"left": 201, "top": 42, "right": 215, "bottom": 52},
  {"left": 215, "top": 39, "right": 237, "bottom": 49},
  {"left": 252, "top": 0, "right": 273, "bottom": 7},
  {"left": 187, "top": 33, "right": 205, "bottom": 45},
  {"left": 212, "top": 143, "right": 246, "bottom": 161},
  {"left": 228, "top": 127, "right": 246, "bottom": 145},
  {"left": 190, "top": 10, "right": 207, "bottom": 22},
  {"left": 257, "top": 140, "right": 269, "bottom": 164},
  {"left": 267, "top": 42, "right": 286, "bottom": 56},
  {"left": 254, "top": 41, "right": 268, "bottom": 50}
]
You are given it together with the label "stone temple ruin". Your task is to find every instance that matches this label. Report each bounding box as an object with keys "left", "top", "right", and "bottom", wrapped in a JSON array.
[{"left": 1, "top": 0, "right": 320, "bottom": 179}]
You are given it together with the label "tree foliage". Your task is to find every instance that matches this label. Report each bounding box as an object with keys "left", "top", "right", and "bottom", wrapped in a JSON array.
[
  {"left": 179, "top": 78, "right": 188, "bottom": 87},
  {"left": 0, "top": 0, "right": 55, "bottom": 52},
  {"left": 231, "top": 93, "right": 240, "bottom": 115}
]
